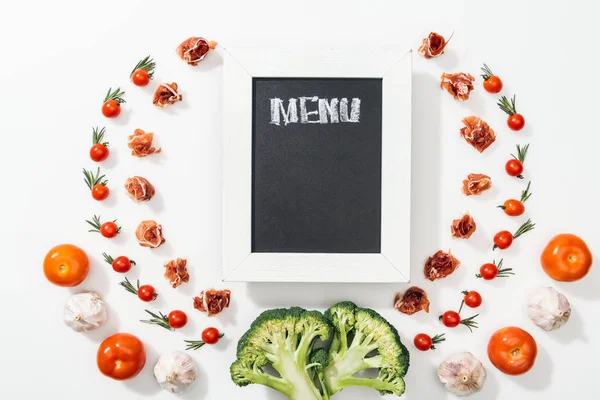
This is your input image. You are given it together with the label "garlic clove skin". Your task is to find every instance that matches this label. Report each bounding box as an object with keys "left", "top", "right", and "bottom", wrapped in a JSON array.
[
  {"left": 154, "top": 351, "right": 198, "bottom": 393},
  {"left": 438, "top": 352, "right": 486, "bottom": 397},
  {"left": 527, "top": 287, "right": 571, "bottom": 331},
  {"left": 63, "top": 291, "right": 108, "bottom": 332}
]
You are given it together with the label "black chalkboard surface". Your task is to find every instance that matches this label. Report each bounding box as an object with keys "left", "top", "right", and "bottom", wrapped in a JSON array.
[{"left": 252, "top": 78, "right": 383, "bottom": 253}]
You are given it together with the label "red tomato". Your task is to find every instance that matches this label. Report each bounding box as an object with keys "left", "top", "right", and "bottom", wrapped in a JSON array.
[
  {"left": 478, "top": 263, "right": 498, "bottom": 280},
  {"left": 168, "top": 310, "right": 187, "bottom": 329},
  {"left": 138, "top": 285, "right": 156, "bottom": 302},
  {"left": 112, "top": 256, "right": 134, "bottom": 273},
  {"left": 483, "top": 76, "right": 503, "bottom": 93},
  {"left": 92, "top": 184, "right": 109, "bottom": 201},
  {"left": 507, "top": 114, "right": 525, "bottom": 131},
  {"left": 97, "top": 333, "right": 146, "bottom": 380},
  {"left": 100, "top": 222, "right": 119, "bottom": 238},
  {"left": 440, "top": 311, "right": 460, "bottom": 328},
  {"left": 501, "top": 199, "right": 525, "bottom": 216},
  {"left": 463, "top": 290, "right": 482, "bottom": 308},
  {"left": 43, "top": 244, "right": 89, "bottom": 287},
  {"left": 132, "top": 70, "right": 150, "bottom": 86},
  {"left": 541, "top": 234, "right": 593, "bottom": 282},
  {"left": 90, "top": 143, "right": 109, "bottom": 162},
  {"left": 414, "top": 333, "right": 433, "bottom": 351},
  {"left": 488, "top": 327, "right": 537, "bottom": 375},
  {"left": 102, "top": 100, "right": 121, "bottom": 118},
  {"left": 493, "top": 231, "right": 513, "bottom": 250},
  {"left": 202, "top": 327, "right": 222, "bottom": 344},
  {"left": 505, "top": 159, "right": 524, "bottom": 177}
]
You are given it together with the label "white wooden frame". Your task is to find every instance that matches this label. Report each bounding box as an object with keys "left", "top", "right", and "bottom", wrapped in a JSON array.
[{"left": 222, "top": 47, "right": 412, "bottom": 282}]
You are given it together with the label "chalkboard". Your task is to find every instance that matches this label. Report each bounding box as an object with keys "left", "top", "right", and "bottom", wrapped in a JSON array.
[{"left": 252, "top": 78, "right": 383, "bottom": 253}]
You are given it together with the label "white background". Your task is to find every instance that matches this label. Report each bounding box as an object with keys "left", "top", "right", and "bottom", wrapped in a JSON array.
[{"left": 0, "top": 1, "right": 598, "bottom": 399}]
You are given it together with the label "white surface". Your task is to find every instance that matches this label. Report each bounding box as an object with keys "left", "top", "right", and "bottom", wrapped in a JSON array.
[
  {"left": 222, "top": 48, "right": 411, "bottom": 282},
  {"left": 1, "top": 0, "right": 599, "bottom": 399}
]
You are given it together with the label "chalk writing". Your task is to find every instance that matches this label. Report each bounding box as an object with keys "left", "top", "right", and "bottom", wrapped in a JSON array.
[{"left": 270, "top": 97, "right": 361, "bottom": 125}]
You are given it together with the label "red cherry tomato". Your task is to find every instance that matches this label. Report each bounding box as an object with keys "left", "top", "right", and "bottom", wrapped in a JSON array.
[
  {"left": 202, "top": 327, "right": 222, "bottom": 344},
  {"left": 138, "top": 285, "right": 156, "bottom": 302},
  {"left": 440, "top": 311, "right": 460, "bottom": 328},
  {"left": 507, "top": 114, "right": 525, "bottom": 131},
  {"left": 132, "top": 69, "right": 150, "bottom": 86},
  {"left": 483, "top": 76, "right": 503, "bottom": 93},
  {"left": 414, "top": 333, "right": 433, "bottom": 351},
  {"left": 505, "top": 159, "right": 524, "bottom": 177},
  {"left": 90, "top": 143, "right": 109, "bottom": 162},
  {"left": 479, "top": 263, "right": 498, "bottom": 280},
  {"left": 168, "top": 310, "right": 188, "bottom": 329},
  {"left": 112, "top": 256, "right": 134, "bottom": 273},
  {"left": 100, "top": 222, "right": 119, "bottom": 238},
  {"left": 463, "top": 290, "right": 482, "bottom": 308},
  {"left": 102, "top": 100, "right": 121, "bottom": 118},
  {"left": 501, "top": 199, "right": 525, "bottom": 216},
  {"left": 493, "top": 231, "right": 513, "bottom": 250},
  {"left": 92, "top": 184, "right": 109, "bottom": 201}
]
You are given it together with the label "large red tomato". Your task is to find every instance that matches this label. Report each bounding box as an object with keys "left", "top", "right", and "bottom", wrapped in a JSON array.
[
  {"left": 97, "top": 333, "right": 146, "bottom": 380},
  {"left": 43, "top": 244, "right": 89, "bottom": 287},
  {"left": 541, "top": 234, "right": 592, "bottom": 282},
  {"left": 488, "top": 326, "right": 537, "bottom": 375}
]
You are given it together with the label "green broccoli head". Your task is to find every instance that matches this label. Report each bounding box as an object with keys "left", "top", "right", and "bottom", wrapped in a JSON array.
[
  {"left": 323, "top": 302, "right": 410, "bottom": 397},
  {"left": 230, "top": 307, "right": 332, "bottom": 400}
]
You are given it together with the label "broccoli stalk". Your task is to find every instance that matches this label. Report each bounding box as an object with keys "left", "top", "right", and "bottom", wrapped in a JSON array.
[
  {"left": 230, "top": 307, "right": 332, "bottom": 400},
  {"left": 323, "top": 301, "right": 410, "bottom": 397},
  {"left": 306, "top": 348, "right": 330, "bottom": 400}
]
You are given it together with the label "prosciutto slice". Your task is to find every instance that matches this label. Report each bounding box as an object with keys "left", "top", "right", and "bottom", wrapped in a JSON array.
[
  {"left": 136, "top": 220, "right": 165, "bottom": 248},
  {"left": 153, "top": 82, "right": 182, "bottom": 108},
  {"left": 193, "top": 289, "right": 231, "bottom": 316},
  {"left": 424, "top": 250, "right": 461, "bottom": 281},
  {"left": 418, "top": 32, "right": 453, "bottom": 59},
  {"left": 462, "top": 173, "right": 492, "bottom": 196},
  {"left": 451, "top": 214, "right": 477, "bottom": 239},
  {"left": 394, "top": 286, "right": 430, "bottom": 315},
  {"left": 441, "top": 72, "right": 475, "bottom": 101},
  {"left": 460, "top": 116, "right": 496, "bottom": 153},
  {"left": 176, "top": 37, "right": 217, "bottom": 66},
  {"left": 164, "top": 258, "right": 190, "bottom": 288},
  {"left": 128, "top": 129, "right": 161, "bottom": 157},
  {"left": 124, "top": 176, "right": 155, "bottom": 202}
]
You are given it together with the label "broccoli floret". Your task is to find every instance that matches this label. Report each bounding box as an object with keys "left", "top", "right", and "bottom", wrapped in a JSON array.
[
  {"left": 230, "top": 307, "right": 332, "bottom": 400},
  {"left": 306, "top": 349, "right": 330, "bottom": 400},
  {"left": 323, "top": 301, "right": 410, "bottom": 397}
]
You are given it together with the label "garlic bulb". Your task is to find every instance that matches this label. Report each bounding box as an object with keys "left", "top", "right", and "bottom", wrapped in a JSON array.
[
  {"left": 438, "top": 352, "right": 486, "bottom": 397},
  {"left": 63, "top": 291, "right": 107, "bottom": 332},
  {"left": 527, "top": 287, "right": 571, "bottom": 331},
  {"left": 154, "top": 351, "right": 198, "bottom": 393}
]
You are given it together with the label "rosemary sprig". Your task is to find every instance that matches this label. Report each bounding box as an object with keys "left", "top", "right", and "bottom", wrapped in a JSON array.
[
  {"left": 130, "top": 55, "right": 155, "bottom": 79},
  {"left": 459, "top": 314, "right": 479, "bottom": 333},
  {"left": 104, "top": 87, "right": 126, "bottom": 104},
  {"left": 86, "top": 215, "right": 103, "bottom": 232},
  {"left": 82, "top": 167, "right": 107, "bottom": 190},
  {"left": 511, "top": 143, "right": 529, "bottom": 164},
  {"left": 141, "top": 310, "right": 173, "bottom": 331},
  {"left": 480, "top": 63, "right": 495, "bottom": 80},
  {"left": 103, "top": 252, "right": 114, "bottom": 265},
  {"left": 184, "top": 333, "right": 225, "bottom": 351},
  {"left": 92, "top": 126, "right": 109, "bottom": 146},
  {"left": 429, "top": 333, "right": 445, "bottom": 350},
  {"left": 520, "top": 181, "right": 532, "bottom": 203},
  {"left": 513, "top": 218, "right": 536, "bottom": 240},
  {"left": 498, "top": 95, "right": 518, "bottom": 116},
  {"left": 119, "top": 277, "right": 157, "bottom": 299}
]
